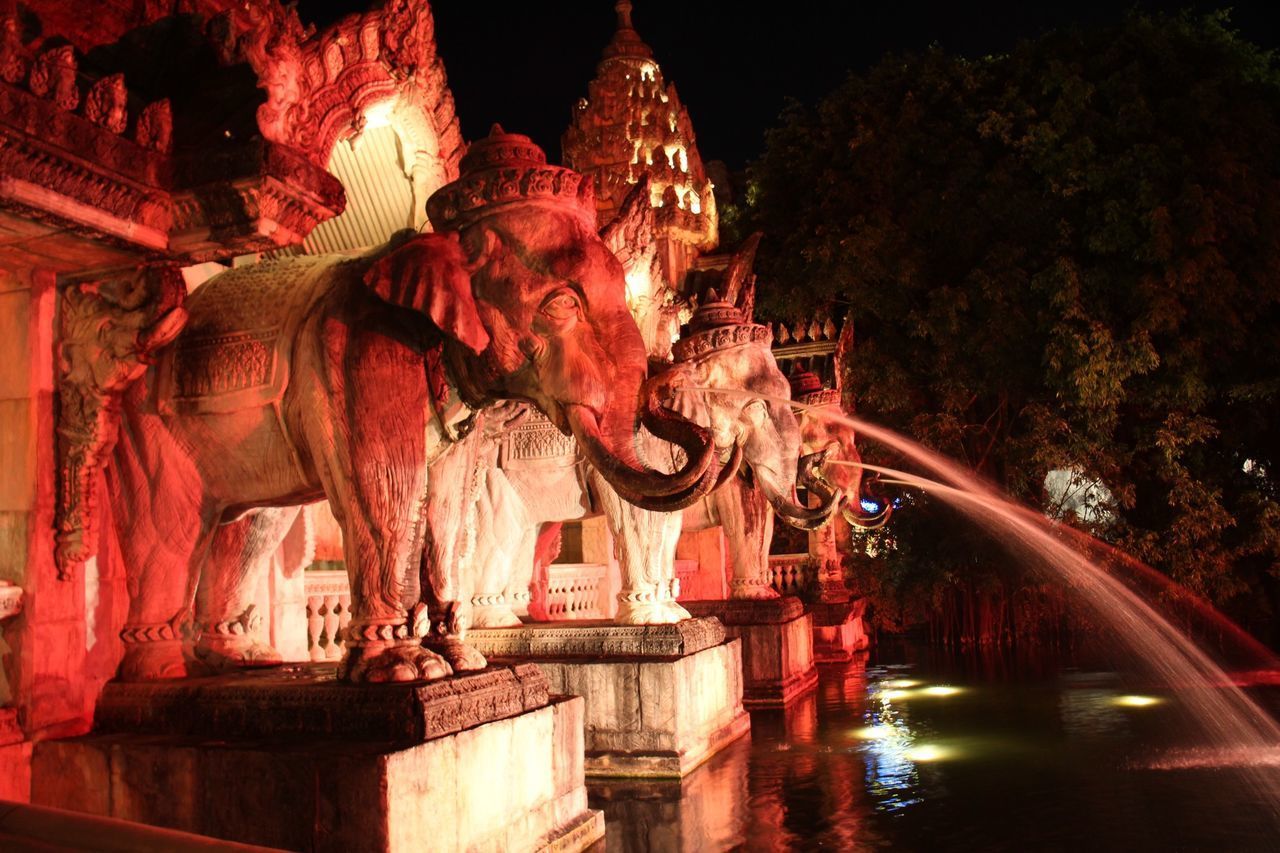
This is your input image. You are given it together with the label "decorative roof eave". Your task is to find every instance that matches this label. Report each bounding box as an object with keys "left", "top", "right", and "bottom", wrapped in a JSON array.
[
  {"left": 0, "top": 0, "right": 462, "bottom": 269},
  {"left": 216, "top": 0, "right": 463, "bottom": 177}
]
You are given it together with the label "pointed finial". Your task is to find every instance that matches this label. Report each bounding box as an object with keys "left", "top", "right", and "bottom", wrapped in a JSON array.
[
  {"left": 616, "top": 1, "right": 633, "bottom": 30},
  {"left": 489, "top": 123, "right": 506, "bottom": 137}
]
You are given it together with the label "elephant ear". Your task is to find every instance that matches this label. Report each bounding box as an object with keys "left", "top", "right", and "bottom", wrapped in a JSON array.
[{"left": 363, "top": 231, "right": 491, "bottom": 355}]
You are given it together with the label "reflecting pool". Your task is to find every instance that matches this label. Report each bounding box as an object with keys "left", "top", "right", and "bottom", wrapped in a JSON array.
[{"left": 589, "top": 641, "right": 1280, "bottom": 851}]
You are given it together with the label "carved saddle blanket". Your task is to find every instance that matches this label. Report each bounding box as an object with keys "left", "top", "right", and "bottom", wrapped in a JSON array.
[
  {"left": 155, "top": 254, "right": 351, "bottom": 415},
  {"left": 498, "top": 407, "right": 590, "bottom": 518}
]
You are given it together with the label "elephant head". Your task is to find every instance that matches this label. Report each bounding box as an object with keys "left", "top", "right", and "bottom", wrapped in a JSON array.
[
  {"left": 364, "top": 127, "right": 719, "bottom": 509},
  {"left": 653, "top": 290, "right": 839, "bottom": 529},
  {"left": 791, "top": 366, "right": 892, "bottom": 529}
]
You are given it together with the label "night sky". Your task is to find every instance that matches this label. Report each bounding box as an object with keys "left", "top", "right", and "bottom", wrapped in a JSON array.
[{"left": 296, "top": 1, "right": 1280, "bottom": 170}]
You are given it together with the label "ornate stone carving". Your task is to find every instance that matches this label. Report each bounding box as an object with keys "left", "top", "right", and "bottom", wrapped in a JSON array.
[
  {"left": 29, "top": 45, "right": 78, "bottom": 113},
  {"left": 428, "top": 126, "right": 593, "bottom": 229},
  {"left": 93, "top": 662, "right": 551, "bottom": 745},
  {"left": 0, "top": 13, "right": 28, "bottom": 85},
  {"left": 501, "top": 407, "right": 578, "bottom": 464},
  {"left": 134, "top": 99, "right": 172, "bottom": 153},
  {"left": 84, "top": 73, "right": 127, "bottom": 134},
  {"left": 467, "top": 616, "right": 725, "bottom": 660},
  {"left": 56, "top": 266, "right": 187, "bottom": 579},
  {"left": 563, "top": 1, "right": 717, "bottom": 253},
  {"left": 214, "top": 0, "right": 462, "bottom": 173},
  {"left": 0, "top": 581, "right": 22, "bottom": 622}
]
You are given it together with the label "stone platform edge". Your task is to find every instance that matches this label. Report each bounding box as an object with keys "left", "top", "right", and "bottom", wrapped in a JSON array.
[
  {"left": 467, "top": 616, "right": 726, "bottom": 660},
  {"left": 681, "top": 596, "right": 805, "bottom": 626},
  {"left": 94, "top": 661, "right": 550, "bottom": 746}
]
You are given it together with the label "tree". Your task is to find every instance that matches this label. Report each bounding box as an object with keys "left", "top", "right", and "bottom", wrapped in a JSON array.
[{"left": 742, "top": 12, "right": 1280, "bottom": 645}]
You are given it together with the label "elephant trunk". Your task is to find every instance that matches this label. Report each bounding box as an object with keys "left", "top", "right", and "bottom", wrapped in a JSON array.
[
  {"left": 569, "top": 385, "right": 720, "bottom": 511},
  {"left": 758, "top": 451, "right": 840, "bottom": 530}
]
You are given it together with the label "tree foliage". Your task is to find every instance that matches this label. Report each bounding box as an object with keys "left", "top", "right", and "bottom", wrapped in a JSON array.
[{"left": 743, "top": 12, "right": 1280, "bottom": 643}]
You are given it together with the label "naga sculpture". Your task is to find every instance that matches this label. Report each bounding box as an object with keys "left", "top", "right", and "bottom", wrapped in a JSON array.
[{"left": 105, "top": 127, "right": 722, "bottom": 682}]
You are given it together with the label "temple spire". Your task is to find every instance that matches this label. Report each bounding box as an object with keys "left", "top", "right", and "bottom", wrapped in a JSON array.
[{"left": 603, "top": 0, "right": 652, "bottom": 60}]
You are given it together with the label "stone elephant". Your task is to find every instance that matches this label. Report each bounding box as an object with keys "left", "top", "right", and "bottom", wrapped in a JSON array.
[
  {"left": 106, "top": 128, "right": 722, "bottom": 683},
  {"left": 439, "top": 289, "right": 841, "bottom": 630}
]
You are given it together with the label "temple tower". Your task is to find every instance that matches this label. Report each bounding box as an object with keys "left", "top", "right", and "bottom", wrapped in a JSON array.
[{"left": 563, "top": 1, "right": 718, "bottom": 292}]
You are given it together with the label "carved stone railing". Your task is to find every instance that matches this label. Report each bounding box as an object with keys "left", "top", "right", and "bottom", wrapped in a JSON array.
[
  {"left": 673, "top": 558, "right": 697, "bottom": 599},
  {"left": 303, "top": 570, "right": 351, "bottom": 662},
  {"left": 545, "top": 562, "right": 609, "bottom": 620},
  {"left": 768, "top": 554, "right": 813, "bottom": 597}
]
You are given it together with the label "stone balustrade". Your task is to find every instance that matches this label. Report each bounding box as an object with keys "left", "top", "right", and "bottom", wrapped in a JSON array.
[
  {"left": 768, "top": 554, "right": 813, "bottom": 597},
  {"left": 545, "top": 562, "right": 609, "bottom": 620},
  {"left": 303, "top": 570, "right": 351, "bottom": 662}
]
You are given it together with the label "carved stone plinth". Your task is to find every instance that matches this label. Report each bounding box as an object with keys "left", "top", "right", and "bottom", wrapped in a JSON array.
[
  {"left": 808, "top": 598, "right": 870, "bottom": 664},
  {"left": 467, "top": 617, "right": 724, "bottom": 659},
  {"left": 681, "top": 597, "right": 818, "bottom": 709},
  {"left": 30, "top": 664, "right": 604, "bottom": 852},
  {"left": 471, "top": 619, "right": 749, "bottom": 779},
  {"left": 587, "top": 737, "right": 752, "bottom": 852}
]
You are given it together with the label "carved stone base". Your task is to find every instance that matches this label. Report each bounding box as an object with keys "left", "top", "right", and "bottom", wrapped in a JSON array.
[
  {"left": 30, "top": 663, "right": 604, "bottom": 852},
  {"left": 587, "top": 737, "right": 752, "bottom": 850},
  {"left": 681, "top": 597, "right": 818, "bottom": 709},
  {"left": 467, "top": 617, "right": 725, "bottom": 659},
  {"left": 471, "top": 620, "right": 750, "bottom": 779},
  {"left": 809, "top": 598, "right": 870, "bottom": 664}
]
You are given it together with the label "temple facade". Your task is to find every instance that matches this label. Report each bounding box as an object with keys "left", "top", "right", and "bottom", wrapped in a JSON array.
[{"left": 0, "top": 1, "right": 870, "bottom": 845}]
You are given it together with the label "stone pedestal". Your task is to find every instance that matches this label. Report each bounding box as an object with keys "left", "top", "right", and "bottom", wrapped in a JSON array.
[
  {"left": 30, "top": 663, "right": 604, "bottom": 853},
  {"left": 468, "top": 618, "right": 749, "bottom": 779},
  {"left": 587, "top": 736, "right": 752, "bottom": 852},
  {"left": 681, "top": 597, "right": 817, "bottom": 709},
  {"left": 809, "top": 598, "right": 870, "bottom": 664}
]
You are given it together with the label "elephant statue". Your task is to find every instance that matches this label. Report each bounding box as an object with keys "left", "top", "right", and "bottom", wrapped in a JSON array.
[
  {"left": 106, "top": 127, "right": 722, "bottom": 683},
  {"left": 439, "top": 280, "right": 841, "bottom": 630}
]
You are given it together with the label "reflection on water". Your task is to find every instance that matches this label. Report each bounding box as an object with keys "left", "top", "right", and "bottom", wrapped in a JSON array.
[{"left": 589, "top": 643, "right": 1280, "bottom": 851}]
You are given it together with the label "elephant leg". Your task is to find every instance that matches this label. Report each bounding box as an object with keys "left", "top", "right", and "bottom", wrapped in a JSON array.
[
  {"left": 311, "top": 331, "right": 453, "bottom": 683},
  {"left": 592, "top": 470, "right": 688, "bottom": 624},
  {"left": 723, "top": 480, "right": 780, "bottom": 600},
  {"left": 193, "top": 506, "right": 300, "bottom": 671},
  {"left": 108, "top": 412, "right": 218, "bottom": 681},
  {"left": 492, "top": 523, "right": 537, "bottom": 624}
]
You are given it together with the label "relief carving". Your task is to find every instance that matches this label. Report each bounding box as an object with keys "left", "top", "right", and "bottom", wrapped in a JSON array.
[{"left": 56, "top": 266, "right": 188, "bottom": 579}]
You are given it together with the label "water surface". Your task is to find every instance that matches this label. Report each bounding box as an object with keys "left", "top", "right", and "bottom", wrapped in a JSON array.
[{"left": 590, "top": 642, "right": 1280, "bottom": 851}]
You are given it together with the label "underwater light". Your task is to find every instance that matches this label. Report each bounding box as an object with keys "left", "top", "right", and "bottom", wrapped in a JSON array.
[
  {"left": 920, "top": 686, "right": 962, "bottom": 697},
  {"left": 880, "top": 689, "right": 910, "bottom": 701},
  {"left": 1113, "top": 694, "right": 1162, "bottom": 708},
  {"left": 882, "top": 679, "right": 921, "bottom": 689},
  {"left": 905, "top": 744, "right": 951, "bottom": 762},
  {"left": 852, "top": 725, "right": 898, "bottom": 741}
]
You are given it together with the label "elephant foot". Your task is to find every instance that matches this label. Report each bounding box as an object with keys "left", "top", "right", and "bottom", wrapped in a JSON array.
[
  {"left": 728, "top": 579, "right": 781, "bottom": 600},
  {"left": 194, "top": 635, "right": 284, "bottom": 672},
  {"left": 471, "top": 605, "right": 523, "bottom": 629},
  {"left": 425, "top": 637, "right": 488, "bottom": 672},
  {"left": 615, "top": 599, "right": 684, "bottom": 625},
  {"left": 339, "top": 641, "right": 453, "bottom": 683},
  {"left": 117, "top": 640, "right": 213, "bottom": 681}
]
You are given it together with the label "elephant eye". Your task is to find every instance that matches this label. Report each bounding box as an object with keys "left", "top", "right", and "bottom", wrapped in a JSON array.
[{"left": 540, "top": 290, "right": 581, "bottom": 322}]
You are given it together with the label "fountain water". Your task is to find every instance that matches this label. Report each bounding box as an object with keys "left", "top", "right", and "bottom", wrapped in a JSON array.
[{"left": 682, "top": 387, "right": 1280, "bottom": 823}]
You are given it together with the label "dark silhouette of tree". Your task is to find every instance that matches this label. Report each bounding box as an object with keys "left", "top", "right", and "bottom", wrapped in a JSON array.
[{"left": 743, "top": 12, "right": 1280, "bottom": 646}]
